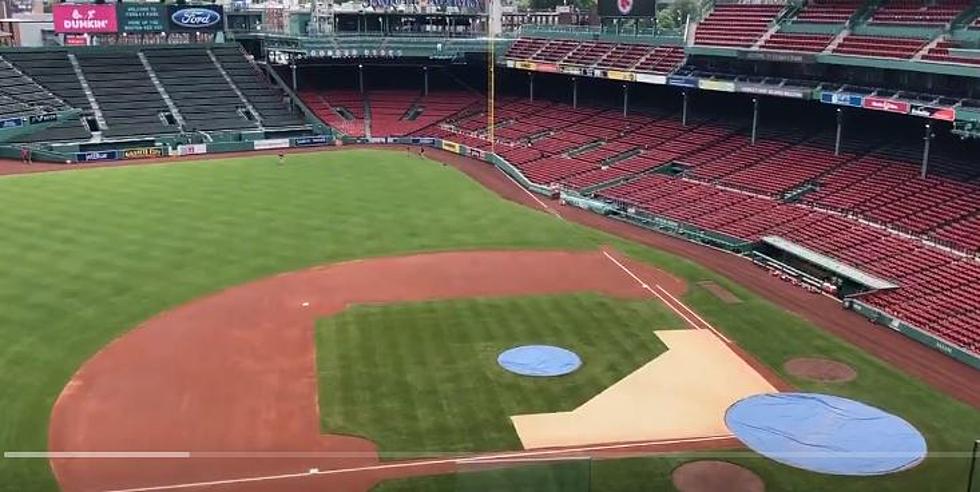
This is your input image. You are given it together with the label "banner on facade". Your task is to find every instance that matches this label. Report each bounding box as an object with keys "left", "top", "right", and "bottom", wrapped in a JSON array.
[
  {"left": 635, "top": 73, "right": 666, "bottom": 85},
  {"left": 514, "top": 61, "right": 537, "bottom": 71},
  {"left": 737, "top": 83, "right": 810, "bottom": 99},
  {"left": 63, "top": 34, "right": 88, "bottom": 46},
  {"left": 119, "top": 4, "right": 167, "bottom": 33},
  {"left": 606, "top": 70, "right": 636, "bottom": 82},
  {"left": 598, "top": 0, "right": 657, "bottom": 17},
  {"left": 698, "top": 79, "right": 736, "bottom": 92},
  {"left": 54, "top": 4, "right": 118, "bottom": 34},
  {"left": 862, "top": 96, "right": 910, "bottom": 114},
  {"left": 167, "top": 5, "right": 224, "bottom": 32},
  {"left": 909, "top": 104, "right": 955, "bottom": 122},
  {"left": 667, "top": 76, "right": 698, "bottom": 88},
  {"left": 820, "top": 92, "right": 864, "bottom": 107}
]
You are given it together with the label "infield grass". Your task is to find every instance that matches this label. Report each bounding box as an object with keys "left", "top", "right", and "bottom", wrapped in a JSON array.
[
  {"left": 316, "top": 294, "right": 683, "bottom": 454},
  {"left": 0, "top": 149, "right": 975, "bottom": 492}
]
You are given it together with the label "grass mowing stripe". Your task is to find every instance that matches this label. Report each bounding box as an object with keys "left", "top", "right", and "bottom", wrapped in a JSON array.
[{"left": 315, "top": 294, "right": 674, "bottom": 456}]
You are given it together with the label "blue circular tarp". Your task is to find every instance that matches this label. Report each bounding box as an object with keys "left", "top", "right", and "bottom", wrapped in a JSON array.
[
  {"left": 497, "top": 345, "right": 582, "bottom": 377},
  {"left": 726, "top": 393, "right": 927, "bottom": 476}
]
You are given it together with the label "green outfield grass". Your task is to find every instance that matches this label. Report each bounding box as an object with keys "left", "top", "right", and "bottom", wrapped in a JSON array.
[
  {"left": 316, "top": 294, "right": 684, "bottom": 454},
  {"left": 0, "top": 149, "right": 975, "bottom": 492}
]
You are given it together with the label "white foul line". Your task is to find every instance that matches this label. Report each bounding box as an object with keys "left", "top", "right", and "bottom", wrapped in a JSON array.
[
  {"left": 100, "top": 435, "right": 732, "bottom": 492},
  {"left": 601, "top": 251, "right": 702, "bottom": 332},
  {"left": 653, "top": 285, "right": 731, "bottom": 343},
  {"left": 601, "top": 251, "right": 731, "bottom": 344}
]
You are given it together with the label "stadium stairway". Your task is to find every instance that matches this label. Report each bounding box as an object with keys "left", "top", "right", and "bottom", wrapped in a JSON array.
[
  {"left": 207, "top": 47, "right": 266, "bottom": 129},
  {"left": 137, "top": 51, "right": 186, "bottom": 130},
  {"left": 210, "top": 45, "right": 305, "bottom": 129},
  {"left": 73, "top": 51, "right": 176, "bottom": 138},
  {"left": 145, "top": 48, "right": 258, "bottom": 132}
]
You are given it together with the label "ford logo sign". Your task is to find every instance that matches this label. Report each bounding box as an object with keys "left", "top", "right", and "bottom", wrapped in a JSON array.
[{"left": 171, "top": 8, "right": 220, "bottom": 29}]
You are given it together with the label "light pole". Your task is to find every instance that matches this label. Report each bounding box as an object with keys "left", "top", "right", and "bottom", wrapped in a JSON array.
[
  {"left": 358, "top": 64, "right": 364, "bottom": 94},
  {"left": 572, "top": 77, "right": 577, "bottom": 109},
  {"left": 921, "top": 122, "right": 933, "bottom": 179},
  {"left": 529, "top": 72, "right": 534, "bottom": 102},
  {"left": 622, "top": 83, "right": 629, "bottom": 117},
  {"left": 682, "top": 90, "right": 689, "bottom": 127},
  {"left": 834, "top": 108, "right": 843, "bottom": 156}
]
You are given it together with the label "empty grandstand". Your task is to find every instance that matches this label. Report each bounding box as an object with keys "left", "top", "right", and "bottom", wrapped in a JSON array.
[{"left": 1, "top": 44, "right": 307, "bottom": 144}]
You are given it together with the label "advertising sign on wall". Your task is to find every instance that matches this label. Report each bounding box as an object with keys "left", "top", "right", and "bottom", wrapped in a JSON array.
[
  {"left": 167, "top": 5, "right": 224, "bottom": 32},
  {"left": 667, "top": 76, "right": 698, "bottom": 88},
  {"left": 698, "top": 79, "right": 736, "bottom": 93},
  {"left": 862, "top": 96, "right": 910, "bottom": 114},
  {"left": 293, "top": 135, "right": 330, "bottom": 147},
  {"left": 119, "top": 4, "right": 167, "bottom": 33},
  {"left": 606, "top": 70, "right": 636, "bottom": 82},
  {"left": 738, "top": 50, "right": 815, "bottom": 64},
  {"left": 598, "top": 0, "right": 657, "bottom": 17},
  {"left": 63, "top": 34, "right": 88, "bottom": 46},
  {"left": 0, "top": 117, "right": 24, "bottom": 129},
  {"left": 54, "top": 4, "right": 118, "bottom": 34},
  {"left": 177, "top": 143, "right": 208, "bottom": 156},
  {"left": 635, "top": 73, "right": 666, "bottom": 85},
  {"left": 514, "top": 61, "right": 537, "bottom": 71},
  {"left": 28, "top": 113, "right": 57, "bottom": 125},
  {"left": 737, "top": 83, "right": 810, "bottom": 100},
  {"left": 820, "top": 92, "right": 863, "bottom": 107},
  {"left": 253, "top": 138, "right": 290, "bottom": 150},
  {"left": 909, "top": 104, "right": 955, "bottom": 122},
  {"left": 123, "top": 147, "right": 164, "bottom": 160},
  {"left": 441, "top": 140, "right": 461, "bottom": 153},
  {"left": 75, "top": 150, "right": 118, "bottom": 162}
]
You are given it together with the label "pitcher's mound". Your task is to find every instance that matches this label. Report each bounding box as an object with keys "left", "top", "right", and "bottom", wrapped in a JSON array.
[
  {"left": 672, "top": 461, "right": 764, "bottom": 492},
  {"left": 784, "top": 357, "right": 856, "bottom": 383}
]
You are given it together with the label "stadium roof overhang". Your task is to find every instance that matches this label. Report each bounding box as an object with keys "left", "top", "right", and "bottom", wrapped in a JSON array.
[{"left": 760, "top": 236, "right": 899, "bottom": 291}]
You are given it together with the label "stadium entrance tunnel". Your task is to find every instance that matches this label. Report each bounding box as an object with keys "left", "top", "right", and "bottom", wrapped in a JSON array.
[{"left": 725, "top": 393, "right": 927, "bottom": 476}]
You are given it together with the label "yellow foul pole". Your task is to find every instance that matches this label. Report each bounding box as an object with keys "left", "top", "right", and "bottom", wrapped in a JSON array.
[{"left": 487, "top": 0, "right": 495, "bottom": 154}]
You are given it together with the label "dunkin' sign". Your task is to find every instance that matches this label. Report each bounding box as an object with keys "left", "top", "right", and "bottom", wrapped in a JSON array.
[{"left": 54, "top": 4, "right": 118, "bottom": 34}]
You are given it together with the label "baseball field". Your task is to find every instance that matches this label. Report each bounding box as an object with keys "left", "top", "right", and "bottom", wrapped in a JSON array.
[{"left": 0, "top": 148, "right": 977, "bottom": 492}]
